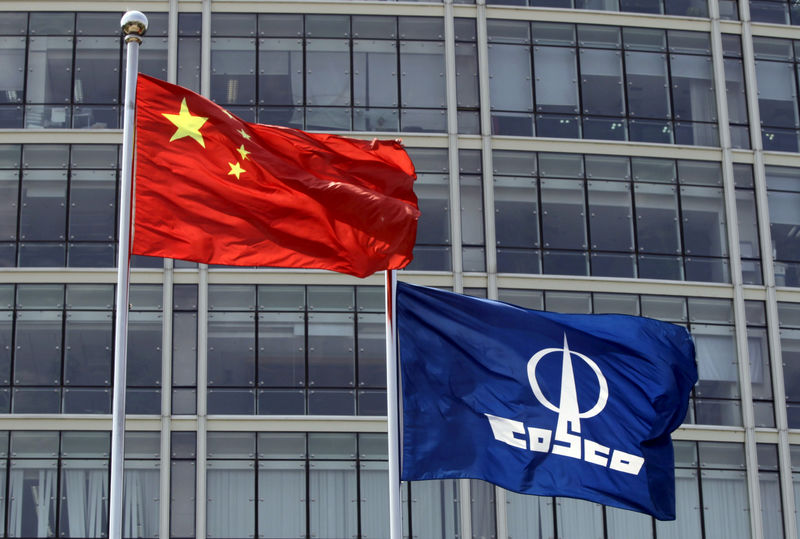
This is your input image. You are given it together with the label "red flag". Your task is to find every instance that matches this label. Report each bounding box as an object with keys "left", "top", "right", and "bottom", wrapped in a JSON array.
[{"left": 131, "top": 74, "right": 419, "bottom": 278}]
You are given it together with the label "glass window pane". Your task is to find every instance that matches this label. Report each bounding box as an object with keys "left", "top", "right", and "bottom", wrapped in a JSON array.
[
  {"left": 535, "top": 46, "right": 579, "bottom": 114},
  {"left": 415, "top": 174, "right": 450, "bottom": 245},
  {"left": 178, "top": 37, "right": 201, "bottom": 93},
  {"left": 506, "top": 492, "right": 554, "bottom": 538},
  {"left": 307, "top": 39, "right": 350, "bottom": 107},
  {"left": 172, "top": 312, "right": 197, "bottom": 386},
  {"left": 207, "top": 461, "right": 255, "bottom": 538},
  {"left": 258, "top": 312, "right": 304, "bottom": 387},
  {"left": 357, "top": 313, "right": 385, "bottom": 388},
  {"left": 309, "top": 461, "right": 357, "bottom": 539},
  {"left": 782, "top": 329, "right": 800, "bottom": 403},
  {"left": 210, "top": 38, "right": 256, "bottom": 105},
  {"left": 14, "top": 311, "right": 62, "bottom": 385},
  {"left": 693, "top": 324, "right": 739, "bottom": 399},
  {"left": 353, "top": 16, "right": 396, "bottom": 40},
  {"left": 258, "top": 285, "right": 304, "bottom": 311},
  {"left": 626, "top": 51, "right": 671, "bottom": 119},
  {"left": 127, "top": 312, "right": 162, "bottom": 387},
  {"left": 208, "top": 433, "right": 255, "bottom": 459},
  {"left": 0, "top": 13, "right": 27, "bottom": 35},
  {"left": 258, "top": 14, "right": 301, "bottom": 38},
  {"left": 308, "top": 313, "right": 354, "bottom": 387},
  {"left": 725, "top": 58, "right": 748, "bottom": 125},
  {"left": 634, "top": 183, "right": 681, "bottom": 255},
  {"left": 59, "top": 459, "right": 109, "bottom": 538},
  {"left": 0, "top": 37, "right": 25, "bottom": 104},
  {"left": 211, "top": 13, "right": 256, "bottom": 37},
  {"left": 208, "top": 312, "right": 255, "bottom": 387},
  {"left": 656, "top": 469, "right": 702, "bottom": 538},
  {"left": 455, "top": 42, "right": 479, "bottom": 108},
  {"left": 0, "top": 311, "right": 11, "bottom": 384},
  {"left": 398, "top": 17, "right": 443, "bottom": 40},
  {"left": 74, "top": 37, "right": 120, "bottom": 104},
  {"left": 26, "top": 37, "right": 72, "bottom": 104},
  {"left": 769, "top": 191, "right": 800, "bottom": 264},
  {"left": 460, "top": 175, "right": 484, "bottom": 246},
  {"left": 607, "top": 506, "right": 653, "bottom": 538},
  {"left": 354, "top": 40, "right": 398, "bottom": 108},
  {"left": 139, "top": 35, "right": 168, "bottom": 80},
  {"left": 756, "top": 60, "right": 799, "bottom": 128},
  {"left": 122, "top": 460, "right": 160, "bottom": 538},
  {"left": 360, "top": 461, "right": 389, "bottom": 538},
  {"left": 17, "top": 284, "right": 63, "bottom": 309},
  {"left": 68, "top": 170, "right": 115, "bottom": 241},
  {"left": 259, "top": 461, "right": 306, "bottom": 539},
  {"left": 588, "top": 180, "right": 634, "bottom": 252},
  {"left": 670, "top": 54, "right": 716, "bottom": 122},
  {"left": 700, "top": 470, "right": 750, "bottom": 539},
  {"left": 400, "top": 41, "right": 446, "bottom": 108},
  {"left": 409, "top": 480, "right": 460, "bottom": 539},
  {"left": 494, "top": 177, "right": 538, "bottom": 248},
  {"left": 541, "top": 178, "right": 587, "bottom": 250},
  {"left": 0, "top": 170, "right": 18, "bottom": 242},
  {"left": 208, "top": 285, "right": 255, "bottom": 311},
  {"left": 556, "top": 498, "right": 603, "bottom": 538},
  {"left": 64, "top": 311, "right": 112, "bottom": 386},
  {"left": 489, "top": 44, "right": 532, "bottom": 112},
  {"left": 307, "top": 286, "right": 353, "bottom": 311},
  {"left": 8, "top": 459, "right": 57, "bottom": 538},
  {"left": 171, "top": 460, "right": 195, "bottom": 537},
  {"left": 19, "top": 170, "right": 67, "bottom": 241},
  {"left": 580, "top": 48, "right": 625, "bottom": 116},
  {"left": 681, "top": 186, "right": 728, "bottom": 257}
]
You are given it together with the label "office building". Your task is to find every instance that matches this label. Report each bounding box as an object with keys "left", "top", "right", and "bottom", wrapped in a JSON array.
[{"left": 0, "top": 0, "right": 799, "bottom": 537}]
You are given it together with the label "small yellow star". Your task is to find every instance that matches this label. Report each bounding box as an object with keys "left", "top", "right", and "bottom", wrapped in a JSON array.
[
  {"left": 237, "top": 128, "right": 252, "bottom": 141},
  {"left": 162, "top": 98, "right": 208, "bottom": 148},
  {"left": 228, "top": 161, "right": 246, "bottom": 180},
  {"left": 236, "top": 144, "right": 251, "bottom": 160}
]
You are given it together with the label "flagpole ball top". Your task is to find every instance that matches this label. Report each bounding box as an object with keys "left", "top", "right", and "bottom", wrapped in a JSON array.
[{"left": 121, "top": 11, "right": 148, "bottom": 40}]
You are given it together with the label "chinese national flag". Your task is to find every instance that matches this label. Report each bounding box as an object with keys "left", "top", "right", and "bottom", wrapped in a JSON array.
[{"left": 132, "top": 74, "right": 420, "bottom": 278}]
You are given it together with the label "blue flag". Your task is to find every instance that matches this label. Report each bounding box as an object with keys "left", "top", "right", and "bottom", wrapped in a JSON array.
[{"left": 397, "top": 282, "right": 697, "bottom": 520}]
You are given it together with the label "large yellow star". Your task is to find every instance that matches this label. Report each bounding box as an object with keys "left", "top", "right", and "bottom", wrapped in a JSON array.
[
  {"left": 228, "top": 161, "right": 246, "bottom": 179},
  {"left": 163, "top": 98, "right": 208, "bottom": 147},
  {"left": 236, "top": 144, "right": 250, "bottom": 160}
]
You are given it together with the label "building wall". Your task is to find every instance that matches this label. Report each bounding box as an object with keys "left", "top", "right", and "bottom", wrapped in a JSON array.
[{"left": 0, "top": 0, "right": 799, "bottom": 537}]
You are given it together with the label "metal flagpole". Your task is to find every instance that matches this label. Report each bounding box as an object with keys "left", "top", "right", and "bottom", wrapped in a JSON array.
[
  {"left": 385, "top": 269, "right": 403, "bottom": 539},
  {"left": 109, "top": 11, "right": 148, "bottom": 539}
]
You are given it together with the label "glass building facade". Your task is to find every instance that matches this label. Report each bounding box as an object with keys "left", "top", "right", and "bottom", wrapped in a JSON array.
[{"left": 0, "top": 0, "right": 799, "bottom": 537}]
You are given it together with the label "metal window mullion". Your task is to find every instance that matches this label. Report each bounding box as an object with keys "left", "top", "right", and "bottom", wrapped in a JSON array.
[
  {"left": 160, "top": 3, "right": 179, "bottom": 537},
  {"left": 168, "top": 0, "right": 178, "bottom": 84},
  {"left": 196, "top": 2, "right": 211, "bottom": 537},
  {"left": 709, "top": 1, "right": 764, "bottom": 537},
  {"left": 160, "top": 258, "right": 174, "bottom": 539},
  {"left": 196, "top": 264, "right": 208, "bottom": 539},
  {"left": 475, "top": 0, "right": 497, "bottom": 304},
  {"left": 445, "top": 0, "right": 464, "bottom": 294},
  {"left": 739, "top": 0, "right": 797, "bottom": 536}
]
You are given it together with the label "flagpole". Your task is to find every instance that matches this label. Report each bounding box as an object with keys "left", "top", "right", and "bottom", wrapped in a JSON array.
[
  {"left": 385, "top": 269, "right": 403, "bottom": 539},
  {"left": 109, "top": 12, "right": 148, "bottom": 539}
]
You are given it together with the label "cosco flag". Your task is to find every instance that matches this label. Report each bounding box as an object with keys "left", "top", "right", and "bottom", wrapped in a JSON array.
[{"left": 397, "top": 282, "right": 697, "bottom": 520}]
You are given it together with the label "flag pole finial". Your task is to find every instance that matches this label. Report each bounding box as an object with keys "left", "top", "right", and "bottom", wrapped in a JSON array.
[{"left": 120, "top": 11, "right": 148, "bottom": 42}]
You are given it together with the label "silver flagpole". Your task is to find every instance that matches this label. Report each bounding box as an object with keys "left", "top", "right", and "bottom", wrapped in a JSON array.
[
  {"left": 385, "top": 269, "right": 402, "bottom": 539},
  {"left": 109, "top": 11, "right": 148, "bottom": 539}
]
